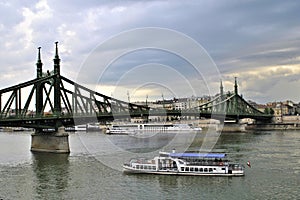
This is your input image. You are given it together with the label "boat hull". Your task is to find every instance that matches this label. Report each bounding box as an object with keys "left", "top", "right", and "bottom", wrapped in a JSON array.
[{"left": 123, "top": 165, "right": 244, "bottom": 177}]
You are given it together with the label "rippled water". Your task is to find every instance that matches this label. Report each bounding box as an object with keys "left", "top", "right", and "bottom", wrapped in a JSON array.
[{"left": 0, "top": 130, "right": 299, "bottom": 199}]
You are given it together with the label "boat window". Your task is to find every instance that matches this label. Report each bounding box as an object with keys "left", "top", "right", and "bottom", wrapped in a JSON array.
[
  {"left": 185, "top": 167, "right": 189, "bottom": 171},
  {"left": 181, "top": 167, "right": 184, "bottom": 171},
  {"left": 209, "top": 168, "right": 213, "bottom": 172},
  {"left": 222, "top": 168, "right": 225, "bottom": 170},
  {"left": 195, "top": 168, "right": 199, "bottom": 172},
  {"left": 204, "top": 168, "right": 208, "bottom": 172},
  {"left": 200, "top": 168, "right": 203, "bottom": 172},
  {"left": 190, "top": 167, "right": 194, "bottom": 172}
]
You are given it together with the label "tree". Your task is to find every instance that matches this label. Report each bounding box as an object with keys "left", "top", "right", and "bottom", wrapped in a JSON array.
[
  {"left": 264, "top": 107, "right": 274, "bottom": 115},
  {"left": 264, "top": 107, "right": 270, "bottom": 114}
]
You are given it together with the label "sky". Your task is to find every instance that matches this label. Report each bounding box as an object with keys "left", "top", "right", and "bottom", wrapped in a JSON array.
[{"left": 0, "top": 0, "right": 300, "bottom": 104}]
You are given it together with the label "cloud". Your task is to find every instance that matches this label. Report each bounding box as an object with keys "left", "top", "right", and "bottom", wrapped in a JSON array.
[
  {"left": 222, "top": 64, "right": 300, "bottom": 103},
  {"left": 0, "top": 0, "right": 300, "bottom": 104}
]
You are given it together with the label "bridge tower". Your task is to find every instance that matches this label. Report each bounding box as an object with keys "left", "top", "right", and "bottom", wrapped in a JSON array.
[
  {"left": 53, "top": 41, "right": 61, "bottom": 116},
  {"left": 36, "top": 47, "right": 43, "bottom": 117},
  {"left": 233, "top": 77, "right": 239, "bottom": 122},
  {"left": 220, "top": 80, "right": 224, "bottom": 100},
  {"left": 31, "top": 42, "right": 70, "bottom": 153},
  {"left": 234, "top": 77, "right": 238, "bottom": 95},
  {"left": 218, "top": 80, "right": 225, "bottom": 116}
]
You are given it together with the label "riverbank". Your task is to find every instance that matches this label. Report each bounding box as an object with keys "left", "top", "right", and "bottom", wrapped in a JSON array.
[
  {"left": 246, "top": 123, "right": 300, "bottom": 131},
  {"left": 198, "top": 120, "right": 300, "bottom": 132}
]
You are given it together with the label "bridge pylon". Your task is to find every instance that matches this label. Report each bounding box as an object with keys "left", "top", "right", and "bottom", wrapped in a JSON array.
[
  {"left": 31, "top": 43, "right": 70, "bottom": 153},
  {"left": 0, "top": 42, "right": 150, "bottom": 153}
]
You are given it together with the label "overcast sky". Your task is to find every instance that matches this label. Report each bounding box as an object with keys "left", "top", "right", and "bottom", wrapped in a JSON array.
[{"left": 0, "top": 0, "right": 300, "bottom": 104}]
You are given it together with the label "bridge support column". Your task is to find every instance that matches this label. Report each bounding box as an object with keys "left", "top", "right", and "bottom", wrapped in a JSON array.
[{"left": 31, "top": 127, "right": 70, "bottom": 153}]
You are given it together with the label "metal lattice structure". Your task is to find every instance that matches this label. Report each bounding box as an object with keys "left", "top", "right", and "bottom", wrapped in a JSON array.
[
  {"left": 151, "top": 79, "right": 273, "bottom": 122},
  {"left": 0, "top": 44, "right": 272, "bottom": 131},
  {"left": 194, "top": 78, "right": 272, "bottom": 121},
  {"left": 0, "top": 43, "right": 149, "bottom": 130}
]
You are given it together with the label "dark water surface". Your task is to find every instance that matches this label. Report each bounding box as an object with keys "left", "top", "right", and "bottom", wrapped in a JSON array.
[{"left": 0, "top": 130, "right": 299, "bottom": 199}]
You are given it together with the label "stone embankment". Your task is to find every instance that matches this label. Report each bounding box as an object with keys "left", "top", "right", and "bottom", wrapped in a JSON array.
[
  {"left": 245, "top": 123, "right": 300, "bottom": 131},
  {"left": 197, "top": 115, "right": 300, "bottom": 132},
  {"left": 246, "top": 115, "right": 300, "bottom": 131}
]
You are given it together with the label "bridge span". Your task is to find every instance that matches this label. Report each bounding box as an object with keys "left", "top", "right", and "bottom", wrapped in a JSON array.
[{"left": 0, "top": 43, "right": 272, "bottom": 153}]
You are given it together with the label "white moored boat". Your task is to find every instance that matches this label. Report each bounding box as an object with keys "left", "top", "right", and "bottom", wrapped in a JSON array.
[
  {"left": 106, "top": 123, "right": 201, "bottom": 134},
  {"left": 123, "top": 151, "right": 244, "bottom": 176}
]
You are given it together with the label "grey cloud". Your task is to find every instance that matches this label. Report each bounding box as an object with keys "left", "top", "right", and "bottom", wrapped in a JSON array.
[{"left": 1, "top": 0, "right": 300, "bottom": 103}]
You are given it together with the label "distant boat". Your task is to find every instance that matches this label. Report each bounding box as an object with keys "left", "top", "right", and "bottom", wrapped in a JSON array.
[
  {"left": 75, "top": 125, "right": 87, "bottom": 131},
  {"left": 64, "top": 124, "right": 87, "bottom": 131},
  {"left": 105, "top": 127, "right": 135, "bottom": 135},
  {"left": 65, "top": 123, "right": 101, "bottom": 132},
  {"left": 12, "top": 127, "right": 33, "bottom": 131},
  {"left": 123, "top": 151, "right": 245, "bottom": 176},
  {"left": 106, "top": 123, "right": 202, "bottom": 134}
]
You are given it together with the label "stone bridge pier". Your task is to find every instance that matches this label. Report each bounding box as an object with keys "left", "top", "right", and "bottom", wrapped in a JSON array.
[{"left": 31, "top": 127, "right": 70, "bottom": 153}]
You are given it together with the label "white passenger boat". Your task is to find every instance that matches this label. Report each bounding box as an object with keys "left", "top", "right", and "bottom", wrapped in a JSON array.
[
  {"left": 65, "top": 123, "right": 101, "bottom": 132},
  {"left": 106, "top": 123, "right": 201, "bottom": 134},
  {"left": 123, "top": 151, "right": 244, "bottom": 176},
  {"left": 106, "top": 127, "right": 135, "bottom": 135}
]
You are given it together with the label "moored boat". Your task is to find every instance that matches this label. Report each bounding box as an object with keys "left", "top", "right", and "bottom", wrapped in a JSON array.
[
  {"left": 106, "top": 123, "right": 201, "bottom": 134},
  {"left": 106, "top": 127, "right": 135, "bottom": 135},
  {"left": 65, "top": 123, "right": 101, "bottom": 132},
  {"left": 123, "top": 151, "right": 244, "bottom": 176}
]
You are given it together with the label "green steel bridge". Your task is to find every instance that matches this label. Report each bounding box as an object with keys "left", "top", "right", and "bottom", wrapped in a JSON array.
[
  {"left": 0, "top": 43, "right": 273, "bottom": 131},
  {"left": 155, "top": 78, "right": 273, "bottom": 122}
]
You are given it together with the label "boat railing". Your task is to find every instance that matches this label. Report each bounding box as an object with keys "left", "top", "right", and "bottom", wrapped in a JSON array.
[
  {"left": 186, "top": 160, "right": 229, "bottom": 166},
  {"left": 130, "top": 158, "right": 155, "bottom": 165},
  {"left": 229, "top": 164, "right": 244, "bottom": 170}
]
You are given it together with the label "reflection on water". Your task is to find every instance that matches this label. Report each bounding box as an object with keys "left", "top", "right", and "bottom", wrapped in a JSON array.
[
  {"left": 0, "top": 130, "right": 299, "bottom": 199},
  {"left": 31, "top": 153, "right": 69, "bottom": 199}
]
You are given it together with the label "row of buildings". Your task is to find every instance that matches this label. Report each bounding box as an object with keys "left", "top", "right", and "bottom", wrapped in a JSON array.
[
  {"left": 141, "top": 97, "right": 300, "bottom": 117},
  {"left": 250, "top": 100, "right": 300, "bottom": 116}
]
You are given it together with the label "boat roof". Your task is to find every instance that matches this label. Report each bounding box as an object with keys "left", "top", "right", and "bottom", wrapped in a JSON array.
[{"left": 170, "top": 153, "right": 226, "bottom": 159}]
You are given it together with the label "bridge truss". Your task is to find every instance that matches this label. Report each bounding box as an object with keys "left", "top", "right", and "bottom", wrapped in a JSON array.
[
  {"left": 0, "top": 44, "right": 149, "bottom": 130},
  {"left": 0, "top": 44, "right": 272, "bottom": 130},
  {"left": 152, "top": 79, "right": 272, "bottom": 122}
]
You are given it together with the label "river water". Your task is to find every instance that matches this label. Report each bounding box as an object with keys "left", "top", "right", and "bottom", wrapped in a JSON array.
[{"left": 0, "top": 129, "right": 299, "bottom": 200}]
